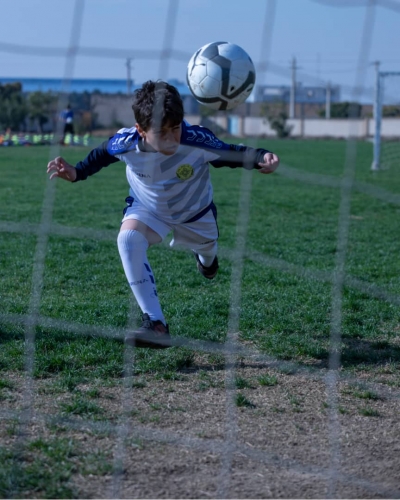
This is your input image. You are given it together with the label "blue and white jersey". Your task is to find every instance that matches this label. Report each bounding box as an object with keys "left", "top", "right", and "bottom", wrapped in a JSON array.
[
  {"left": 107, "top": 121, "right": 227, "bottom": 224},
  {"left": 74, "top": 121, "right": 271, "bottom": 224}
]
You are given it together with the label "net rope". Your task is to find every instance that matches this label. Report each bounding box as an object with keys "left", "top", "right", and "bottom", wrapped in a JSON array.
[
  {"left": 1, "top": 0, "right": 400, "bottom": 497},
  {"left": 379, "top": 74, "right": 400, "bottom": 169}
]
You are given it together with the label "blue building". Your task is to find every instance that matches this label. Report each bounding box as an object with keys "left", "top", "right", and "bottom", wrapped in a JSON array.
[{"left": 0, "top": 76, "right": 195, "bottom": 96}]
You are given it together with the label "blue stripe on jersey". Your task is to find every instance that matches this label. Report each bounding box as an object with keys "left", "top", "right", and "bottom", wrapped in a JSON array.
[
  {"left": 107, "top": 129, "right": 140, "bottom": 155},
  {"left": 107, "top": 123, "right": 230, "bottom": 156},
  {"left": 180, "top": 121, "right": 230, "bottom": 151}
]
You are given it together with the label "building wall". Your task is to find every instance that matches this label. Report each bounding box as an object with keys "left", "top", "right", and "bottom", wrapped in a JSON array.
[
  {"left": 90, "top": 95, "right": 399, "bottom": 139},
  {"left": 370, "top": 117, "right": 400, "bottom": 137},
  {"left": 91, "top": 95, "right": 135, "bottom": 128},
  {"left": 241, "top": 117, "right": 400, "bottom": 138},
  {"left": 91, "top": 94, "right": 200, "bottom": 128}
]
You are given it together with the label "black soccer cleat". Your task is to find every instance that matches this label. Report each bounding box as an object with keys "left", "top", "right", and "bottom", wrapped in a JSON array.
[
  {"left": 193, "top": 253, "right": 219, "bottom": 280},
  {"left": 125, "top": 314, "right": 171, "bottom": 349}
]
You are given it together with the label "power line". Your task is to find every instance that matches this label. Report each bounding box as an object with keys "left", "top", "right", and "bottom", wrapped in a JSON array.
[
  {"left": 0, "top": 41, "right": 191, "bottom": 61},
  {"left": 311, "top": 0, "right": 400, "bottom": 13}
]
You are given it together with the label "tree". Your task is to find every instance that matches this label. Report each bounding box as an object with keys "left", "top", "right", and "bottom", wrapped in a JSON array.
[
  {"left": 319, "top": 101, "right": 362, "bottom": 118},
  {"left": 0, "top": 82, "right": 27, "bottom": 131},
  {"left": 382, "top": 105, "right": 400, "bottom": 117},
  {"left": 261, "top": 102, "right": 292, "bottom": 138},
  {"left": 68, "top": 91, "right": 97, "bottom": 132},
  {"left": 27, "top": 91, "right": 58, "bottom": 133}
]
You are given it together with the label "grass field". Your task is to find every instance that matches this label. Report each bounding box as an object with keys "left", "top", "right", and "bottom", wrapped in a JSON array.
[{"left": 1, "top": 138, "right": 400, "bottom": 498}]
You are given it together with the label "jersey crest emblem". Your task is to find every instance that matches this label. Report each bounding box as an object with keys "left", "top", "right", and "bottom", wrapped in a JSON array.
[{"left": 176, "top": 164, "right": 194, "bottom": 180}]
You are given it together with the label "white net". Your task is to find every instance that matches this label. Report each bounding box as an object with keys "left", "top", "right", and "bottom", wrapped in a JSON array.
[
  {"left": 379, "top": 73, "right": 400, "bottom": 169},
  {"left": 1, "top": 0, "right": 400, "bottom": 498}
]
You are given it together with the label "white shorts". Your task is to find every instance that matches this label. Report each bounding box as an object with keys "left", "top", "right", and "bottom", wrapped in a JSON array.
[{"left": 121, "top": 197, "right": 219, "bottom": 251}]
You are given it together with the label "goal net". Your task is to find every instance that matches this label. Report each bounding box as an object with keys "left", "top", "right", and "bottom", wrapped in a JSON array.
[
  {"left": 372, "top": 70, "right": 400, "bottom": 170},
  {"left": 1, "top": 1, "right": 400, "bottom": 499}
]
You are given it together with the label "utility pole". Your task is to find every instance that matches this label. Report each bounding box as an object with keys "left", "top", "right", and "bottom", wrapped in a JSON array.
[
  {"left": 371, "top": 61, "right": 381, "bottom": 171},
  {"left": 325, "top": 81, "right": 331, "bottom": 119},
  {"left": 126, "top": 58, "right": 133, "bottom": 95},
  {"left": 290, "top": 57, "right": 298, "bottom": 119}
]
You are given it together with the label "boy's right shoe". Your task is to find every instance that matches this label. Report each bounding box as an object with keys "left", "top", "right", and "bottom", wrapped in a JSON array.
[
  {"left": 125, "top": 314, "right": 171, "bottom": 349},
  {"left": 193, "top": 253, "right": 219, "bottom": 280}
]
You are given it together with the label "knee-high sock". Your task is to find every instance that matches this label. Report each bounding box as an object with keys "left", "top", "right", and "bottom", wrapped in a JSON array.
[
  {"left": 117, "top": 229, "right": 166, "bottom": 325},
  {"left": 193, "top": 241, "right": 218, "bottom": 267}
]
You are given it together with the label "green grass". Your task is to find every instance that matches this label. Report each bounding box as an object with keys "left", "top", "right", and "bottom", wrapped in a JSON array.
[
  {"left": 0, "top": 435, "right": 114, "bottom": 498},
  {"left": 258, "top": 374, "right": 278, "bottom": 387},
  {"left": 0, "top": 438, "right": 77, "bottom": 498},
  {"left": 0, "top": 139, "right": 399, "bottom": 383},
  {"left": 235, "top": 393, "right": 255, "bottom": 408},
  {"left": 358, "top": 407, "right": 380, "bottom": 417},
  {"left": 343, "top": 385, "right": 382, "bottom": 401},
  {"left": 60, "top": 398, "right": 104, "bottom": 418},
  {"left": 235, "top": 376, "right": 253, "bottom": 389}
]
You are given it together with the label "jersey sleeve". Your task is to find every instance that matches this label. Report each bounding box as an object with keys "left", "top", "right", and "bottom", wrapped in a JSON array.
[
  {"left": 181, "top": 122, "right": 272, "bottom": 171},
  {"left": 209, "top": 143, "right": 271, "bottom": 170},
  {"left": 74, "top": 139, "right": 120, "bottom": 182}
]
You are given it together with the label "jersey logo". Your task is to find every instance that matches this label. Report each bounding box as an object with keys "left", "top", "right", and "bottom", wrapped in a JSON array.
[{"left": 176, "top": 163, "right": 194, "bottom": 180}]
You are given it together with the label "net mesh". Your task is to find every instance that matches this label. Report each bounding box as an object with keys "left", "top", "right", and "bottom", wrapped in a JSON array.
[
  {"left": 1, "top": 0, "right": 400, "bottom": 498},
  {"left": 380, "top": 74, "right": 400, "bottom": 169}
]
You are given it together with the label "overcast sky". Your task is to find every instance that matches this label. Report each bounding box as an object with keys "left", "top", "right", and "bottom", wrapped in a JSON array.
[{"left": 1, "top": 0, "right": 400, "bottom": 102}]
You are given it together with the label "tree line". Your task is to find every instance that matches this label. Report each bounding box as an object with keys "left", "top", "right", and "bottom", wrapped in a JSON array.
[{"left": 0, "top": 82, "right": 94, "bottom": 133}]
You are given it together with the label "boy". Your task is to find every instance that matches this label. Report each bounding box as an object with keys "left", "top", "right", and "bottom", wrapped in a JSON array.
[
  {"left": 60, "top": 104, "right": 75, "bottom": 145},
  {"left": 47, "top": 80, "right": 279, "bottom": 349}
]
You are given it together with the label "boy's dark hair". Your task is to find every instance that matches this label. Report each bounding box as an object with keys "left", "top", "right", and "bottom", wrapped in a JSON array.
[{"left": 132, "top": 80, "right": 184, "bottom": 131}]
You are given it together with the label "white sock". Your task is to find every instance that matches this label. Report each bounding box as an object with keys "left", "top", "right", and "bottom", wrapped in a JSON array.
[
  {"left": 195, "top": 241, "right": 218, "bottom": 267},
  {"left": 117, "top": 229, "right": 166, "bottom": 325},
  {"left": 198, "top": 254, "right": 216, "bottom": 267}
]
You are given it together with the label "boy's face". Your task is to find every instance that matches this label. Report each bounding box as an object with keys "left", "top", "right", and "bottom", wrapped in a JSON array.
[{"left": 136, "top": 122, "right": 182, "bottom": 156}]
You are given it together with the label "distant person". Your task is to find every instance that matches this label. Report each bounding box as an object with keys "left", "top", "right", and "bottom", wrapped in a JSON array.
[
  {"left": 60, "top": 104, "right": 74, "bottom": 144},
  {"left": 47, "top": 80, "right": 280, "bottom": 348},
  {"left": 0, "top": 128, "right": 12, "bottom": 146}
]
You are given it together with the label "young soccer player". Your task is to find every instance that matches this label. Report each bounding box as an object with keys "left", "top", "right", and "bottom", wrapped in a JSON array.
[
  {"left": 47, "top": 80, "right": 279, "bottom": 349},
  {"left": 60, "top": 104, "right": 75, "bottom": 145}
]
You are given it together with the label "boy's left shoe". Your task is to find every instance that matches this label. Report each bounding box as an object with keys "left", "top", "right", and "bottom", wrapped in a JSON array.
[{"left": 125, "top": 314, "right": 171, "bottom": 349}]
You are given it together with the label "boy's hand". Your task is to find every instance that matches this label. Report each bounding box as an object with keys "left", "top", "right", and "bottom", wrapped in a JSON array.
[
  {"left": 47, "top": 157, "right": 77, "bottom": 181},
  {"left": 258, "top": 152, "right": 280, "bottom": 174}
]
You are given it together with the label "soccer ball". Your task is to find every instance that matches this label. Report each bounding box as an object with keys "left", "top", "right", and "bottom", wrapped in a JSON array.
[{"left": 186, "top": 41, "right": 256, "bottom": 111}]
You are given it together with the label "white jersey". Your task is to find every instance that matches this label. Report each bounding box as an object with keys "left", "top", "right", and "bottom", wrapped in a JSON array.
[
  {"left": 74, "top": 120, "right": 270, "bottom": 224},
  {"left": 110, "top": 124, "right": 220, "bottom": 224}
]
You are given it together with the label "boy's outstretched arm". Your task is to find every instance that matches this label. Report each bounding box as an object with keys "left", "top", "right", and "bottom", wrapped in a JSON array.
[
  {"left": 47, "top": 141, "right": 120, "bottom": 182},
  {"left": 209, "top": 145, "right": 280, "bottom": 174},
  {"left": 47, "top": 157, "right": 77, "bottom": 181},
  {"left": 182, "top": 123, "right": 280, "bottom": 174}
]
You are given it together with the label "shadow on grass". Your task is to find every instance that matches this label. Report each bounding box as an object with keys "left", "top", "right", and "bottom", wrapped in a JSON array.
[
  {"left": 0, "top": 324, "right": 197, "bottom": 380},
  {"left": 290, "top": 337, "right": 400, "bottom": 370},
  {"left": 1, "top": 321, "right": 399, "bottom": 378},
  {"left": 0, "top": 324, "right": 24, "bottom": 343},
  {"left": 339, "top": 338, "right": 400, "bottom": 368}
]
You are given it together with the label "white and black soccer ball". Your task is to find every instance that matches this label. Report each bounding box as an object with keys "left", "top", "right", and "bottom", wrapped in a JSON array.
[{"left": 186, "top": 41, "right": 256, "bottom": 111}]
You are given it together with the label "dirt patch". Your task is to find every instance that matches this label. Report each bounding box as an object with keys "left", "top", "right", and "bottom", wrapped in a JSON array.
[{"left": 1, "top": 359, "right": 399, "bottom": 498}]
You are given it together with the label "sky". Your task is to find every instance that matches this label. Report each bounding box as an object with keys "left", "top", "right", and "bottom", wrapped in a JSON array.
[{"left": 1, "top": 0, "right": 400, "bottom": 103}]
